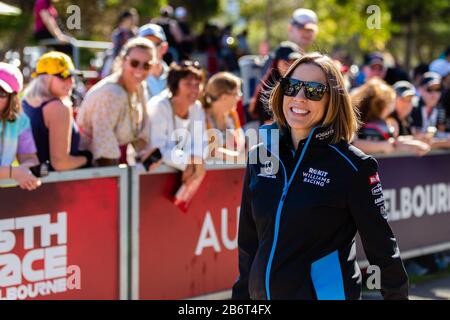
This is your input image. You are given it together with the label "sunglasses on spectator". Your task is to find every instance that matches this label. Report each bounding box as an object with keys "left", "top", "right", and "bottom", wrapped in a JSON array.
[
  {"left": 179, "top": 60, "right": 201, "bottom": 69},
  {"left": 127, "top": 58, "right": 153, "bottom": 71},
  {"left": 54, "top": 73, "right": 73, "bottom": 80},
  {"left": 280, "top": 77, "right": 328, "bottom": 101},
  {"left": 370, "top": 64, "right": 384, "bottom": 71},
  {"left": 426, "top": 87, "right": 441, "bottom": 93},
  {"left": 0, "top": 89, "right": 10, "bottom": 98}
]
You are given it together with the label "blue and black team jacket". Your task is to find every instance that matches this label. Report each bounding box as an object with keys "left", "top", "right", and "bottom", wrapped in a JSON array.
[{"left": 232, "top": 123, "right": 409, "bottom": 300}]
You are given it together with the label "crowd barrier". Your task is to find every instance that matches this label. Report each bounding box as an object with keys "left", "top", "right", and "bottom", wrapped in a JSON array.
[{"left": 1, "top": 151, "right": 450, "bottom": 300}]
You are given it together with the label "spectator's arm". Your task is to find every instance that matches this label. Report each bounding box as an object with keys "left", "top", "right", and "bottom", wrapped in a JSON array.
[
  {"left": 44, "top": 100, "right": 87, "bottom": 171},
  {"left": 148, "top": 100, "right": 189, "bottom": 171},
  {"left": 17, "top": 153, "right": 39, "bottom": 168},
  {"left": 352, "top": 138, "right": 395, "bottom": 154},
  {"left": 39, "top": 10, "right": 72, "bottom": 43},
  {"left": 16, "top": 118, "right": 39, "bottom": 167}
]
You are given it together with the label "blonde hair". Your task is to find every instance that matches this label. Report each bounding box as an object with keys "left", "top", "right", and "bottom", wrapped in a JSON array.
[
  {"left": 112, "top": 36, "right": 157, "bottom": 73},
  {"left": 351, "top": 78, "right": 395, "bottom": 123},
  {"left": 269, "top": 52, "right": 359, "bottom": 143},
  {"left": 200, "top": 72, "right": 241, "bottom": 109},
  {"left": 22, "top": 74, "right": 55, "bottom": 107}
]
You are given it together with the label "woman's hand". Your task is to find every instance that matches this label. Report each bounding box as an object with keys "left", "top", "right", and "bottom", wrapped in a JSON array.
[
  {"left": 137, "top": 148, "right": 162, "bottom": 172},
  {"left": 12, "top": 166, "right": 42, "bottom": 191},
  {"left": 182, "top": 163, "right": 206, "bottom": 186},
  {"left": 397, "top": 139, "right": 431, "bottom": 156}
]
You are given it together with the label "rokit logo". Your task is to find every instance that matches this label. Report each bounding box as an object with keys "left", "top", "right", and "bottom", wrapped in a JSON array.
[
  {"left": 0, "top": 212, "right": 80, "bottom": 300},
  {"left": 371, "top": 183, "right": 383, "bottom": 196}
]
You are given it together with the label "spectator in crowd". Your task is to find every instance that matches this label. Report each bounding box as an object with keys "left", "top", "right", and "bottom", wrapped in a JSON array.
[
  {"left": 219, "top": 25, "right": 240, "bottom": 73},
  {"left": 382, "top": 52, "right": 410, "bottom": 85},
  {"left": 151, "top": 5, "right": 184, "bottom": 64},
  {"left": 147, "top": 60, "right": 206, "bottom": 185},
  {"left": 112, "top": 8, "right": 139, "bottom": 58},
  {"left": 200, "top": 72, "right": 245, "bottom": 160},
  {"left": 236, "top": 29, "right": 250, "bottom": 58},
  {"left": 412, "top": 63, "right": 429, "bottom": 89},
  {"left": 411, "top": 71, "right": 450, "bottom": 149},
  {"left": 352, "top": 78, "right": 430, "bottom": 156},
  {"left": 288, "top": 8, "right": 318, "bottom": 52},
  {"left": 0, "top": 63, "right": 41, "bottom": 190},
  {"left": 249, "top": 41, "right": 302, "bottom": 125},
  {"left": 259, "top": 8, "right": 318, "bottom": 78},
  {"left": 196, "top": 23, "right": 221, "bottom": 75},
  {"left": 22, "top": 52, "right": 91, "bottom": 171},
  {"left": 139, "top": 24, "right": 170, "bottom": 98},
  {"left": 411, "top": 72, "right": 446, "bottom": 134},
  {"left": 386, "top": 81, "right": 417, "bottom": 137},
  {"left": 101, "top": 8, "right": 139, "bottom": 78},
  {"left": 354, "top": 52, "right": 387, "bottom": 87},
  {"left": 77, "top": 37, "right": 157, "bottom": 167},
  {"left": 430, "top": 47, "right": 450, "bottom": 131},
  {"left": 174, "top": 6, "right": 194, "bottom": 61},
  {"left": 355, "top": 52, "right": 409, "bottom": 88},
  {"left": 33, "top": 0, "right": 74, "bottom": 54}
]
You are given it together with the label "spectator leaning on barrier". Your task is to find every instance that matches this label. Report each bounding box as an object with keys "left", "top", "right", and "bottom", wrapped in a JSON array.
[
  {"left": 200, "top": 72, "right": 245, "bottom": 160},
  {"left": 77, "top": 37, "right": 158, "bottom": 167},
  {"left": 147, "top": 60, "right": 206, "bottom": 185},
  {"left": 411, "top": 72, "right": 446, "bottom": 134},
  {"left": 139, "top": 23, "right": 170, "bottom": 98},
  {"left": 233, "top": 52, "right": 409, "bottom": 300},
  {"left": 0, "top": 63, "right": 41, "bottom": 190},
  {"left": 352, "top": 78, "right": 430, "bottom": 156},
  {"left": 430, "top": 49, "right": 450, "bottom": 132},
  {"left": 22, "top": 51, "right": 92, "bottom": 171}
]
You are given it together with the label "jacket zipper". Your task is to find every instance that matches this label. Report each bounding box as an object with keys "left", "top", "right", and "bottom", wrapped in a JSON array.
[{"left": 264, "top": 127, "right": 317, "bottom": 300}]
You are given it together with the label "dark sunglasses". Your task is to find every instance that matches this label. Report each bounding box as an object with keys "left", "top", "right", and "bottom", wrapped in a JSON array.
[
  {"left": 0, "top": 90, "right": 10, "bottom": 98},
  {"left": 280, "top": 77, "right": 328, "bottom": 101},
  {"left": 179, "top": 60, "right": 201, "bottom": 69},
  {"left": 54, "top": 74, "right": 73, "bottom": 80},
  {"left": 128, "top": 58, "right": 152, "bottom": 71},
  {"left": 426, "top": 87, "right": 441, "bottom": 93},
  {"left": 370, "top": 64, "right": 384, "bottom": 71}
]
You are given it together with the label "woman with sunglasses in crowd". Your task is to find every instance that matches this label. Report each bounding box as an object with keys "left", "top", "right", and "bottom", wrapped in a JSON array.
[
  {"left": 0, "top": 63, "right": 41, "bottom": 190},
  {"left": 147, "top": 60, "right": 206, "bottom": 185},
  {"left": 77, "top": 37, "right": 158, "bottom": 167},
  {"left": 200, "top": 72, "right": 246, "bottom": 161},
  {"left": 22, "top": 51, "right": 91, "bottom": 171},
  {"left": 232, "top": 53, "right": 408, "bottom": 300}
]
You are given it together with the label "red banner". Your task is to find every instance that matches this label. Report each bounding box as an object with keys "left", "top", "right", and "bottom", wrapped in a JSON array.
[
  {"left": 138, "top": 169, "right": 244, "bottom": 299},
  {"left": 0, "top": 178, "right": 120, "bottom": 300}
]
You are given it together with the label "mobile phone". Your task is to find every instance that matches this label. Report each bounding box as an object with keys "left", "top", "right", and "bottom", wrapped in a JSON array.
[
  {"left": 142, "top": 148, "right": 162, "bottom": 171},
  {"left": 29, "top": 161, "right": 50, "bottom": 178}
]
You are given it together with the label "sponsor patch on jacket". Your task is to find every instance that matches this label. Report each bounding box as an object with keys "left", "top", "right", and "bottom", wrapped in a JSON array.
[
  {"left": 315, "top": 128, "right": 335, "bottom": 141},
  {"left": 303, "top": 167, "right": 330, "bottom": 187},
  {"left": 374, "top": 196, "right": 385, "bottom": 206},
  {"left": 371, "top": 183, "right": 383, "bottom": 196},
  {"left": 369, "top": 173, "right": 380, "bottom": 185}
]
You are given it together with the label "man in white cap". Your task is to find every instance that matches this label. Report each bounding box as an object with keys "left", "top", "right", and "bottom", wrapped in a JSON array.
[
  {"left": 139, "top": 23, "right": 170, "bottom": 98},
  {"left": 288, "top": 8, "right": 319, "bottom": 52}
]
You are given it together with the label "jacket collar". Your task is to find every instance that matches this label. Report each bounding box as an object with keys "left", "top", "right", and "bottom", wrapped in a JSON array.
[{"left": 259, "top": 122, "right": 335, "bottom": 154}]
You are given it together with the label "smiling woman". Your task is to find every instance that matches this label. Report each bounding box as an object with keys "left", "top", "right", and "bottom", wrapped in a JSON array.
[
  {"left": 232, "top": 52, "right": 409, "bottom": 300},
  {"left": 77, "top": 37, "right": 159, "bottom": 168}
]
